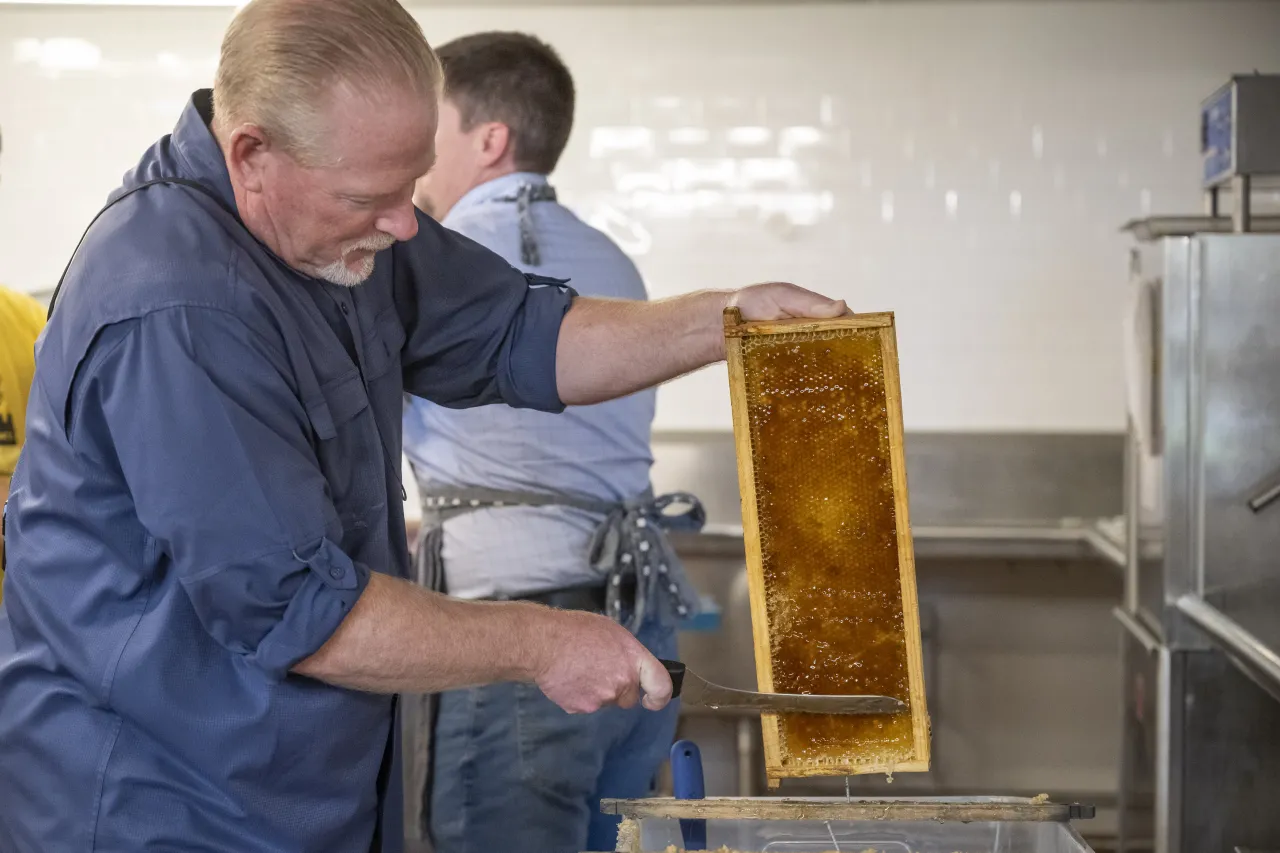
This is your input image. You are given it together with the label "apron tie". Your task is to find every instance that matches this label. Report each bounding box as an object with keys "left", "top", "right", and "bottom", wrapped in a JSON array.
[
  {"left": 492, "top": 182, "right": 558, "bottom": 266},
  {"left": 416, "top": 483, "right": 705, "bottom": 632}
]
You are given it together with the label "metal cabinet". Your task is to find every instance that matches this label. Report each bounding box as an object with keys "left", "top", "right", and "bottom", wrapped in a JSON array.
[{"left": 1117, "top": 230, "right": 1280, "bottom": 853}]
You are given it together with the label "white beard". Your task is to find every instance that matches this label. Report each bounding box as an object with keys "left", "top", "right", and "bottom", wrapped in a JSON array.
[{"left": 315, "top": 233, "right": 397, "bottom": 287}]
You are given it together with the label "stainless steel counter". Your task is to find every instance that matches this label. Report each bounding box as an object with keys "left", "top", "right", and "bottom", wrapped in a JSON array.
[{"left": 674, "top": 520, "right": 1127, "bottom": 567}]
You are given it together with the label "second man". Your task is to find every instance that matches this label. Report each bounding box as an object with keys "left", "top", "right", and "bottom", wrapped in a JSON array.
[{"left": 406, "top": 32, "right": 704, "bottom": 853}]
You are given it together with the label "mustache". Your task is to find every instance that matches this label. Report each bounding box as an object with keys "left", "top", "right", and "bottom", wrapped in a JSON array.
[{"left": 343, "top": 233, "right": 398, "bottom": 255}]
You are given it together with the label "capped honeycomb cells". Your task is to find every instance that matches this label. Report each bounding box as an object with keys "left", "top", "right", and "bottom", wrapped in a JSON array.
[{"left": 733, "top": 322, "right": 926, "bottom": 776}]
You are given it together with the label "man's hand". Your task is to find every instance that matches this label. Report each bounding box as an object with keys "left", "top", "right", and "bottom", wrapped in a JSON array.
[
  {"left": 727, "top": 282, "right": 849, "bottom": 322},
  {"left": 528, "top": 608, "right": 673, "bottom": 714}
]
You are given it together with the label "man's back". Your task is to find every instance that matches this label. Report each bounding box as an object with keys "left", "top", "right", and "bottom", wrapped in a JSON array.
[{"left": 404, "top": 172, "right": 653, "bottom": 598}]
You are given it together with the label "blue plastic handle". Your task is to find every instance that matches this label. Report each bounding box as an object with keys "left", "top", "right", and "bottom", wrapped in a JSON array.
[{"left": 671, "top": 739, "right": 707, "bottom": 850}]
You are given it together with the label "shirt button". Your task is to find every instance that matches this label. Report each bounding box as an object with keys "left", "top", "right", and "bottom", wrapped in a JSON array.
[
  {"left": 339, "top": 303, "right": 350, "bottom": 315},
  {"left": 329, "top": 566, "right": 345, "bottom": 580}
]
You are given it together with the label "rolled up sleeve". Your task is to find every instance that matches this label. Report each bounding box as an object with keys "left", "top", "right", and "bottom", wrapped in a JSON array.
[
  {"left": 394, "top": 210, "right": 576, "bottom": 411},
  {"left": 182, "top": 537, "right": 365, "bottom": 678},
  {"left": 69, "top": 306, "right": 368, "bottom": 678}
]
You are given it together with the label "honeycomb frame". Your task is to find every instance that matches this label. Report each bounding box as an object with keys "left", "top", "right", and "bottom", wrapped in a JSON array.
[{"left": 723, "top": 308, "right": 930, "bottom": 782}]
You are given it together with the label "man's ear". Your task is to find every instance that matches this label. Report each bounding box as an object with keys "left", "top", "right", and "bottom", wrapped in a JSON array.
[
  {"left": 475, "top": 121, "right": 512, "bottom": 170},
  {"left": 224, "top": 123, "right": 274, "bottom": 193}
]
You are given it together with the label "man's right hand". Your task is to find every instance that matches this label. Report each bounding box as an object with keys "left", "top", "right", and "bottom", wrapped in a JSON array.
[{"left": 527, "top": 608, "right": 673, "bottom": 714}]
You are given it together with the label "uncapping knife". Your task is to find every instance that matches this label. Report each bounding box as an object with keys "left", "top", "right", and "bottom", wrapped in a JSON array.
[{"left": 660, "top": 660, "right": 905, "bottom": 715}]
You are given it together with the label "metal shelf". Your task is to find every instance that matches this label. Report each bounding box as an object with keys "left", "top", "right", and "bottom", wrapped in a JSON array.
[{"left": 1113, "top": 606, "right": 1162, "bottom": 656}]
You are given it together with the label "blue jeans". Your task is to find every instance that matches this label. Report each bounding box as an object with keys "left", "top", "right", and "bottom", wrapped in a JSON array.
[{"left": 430, "top": 619, "right": 679, "bottom": 853}]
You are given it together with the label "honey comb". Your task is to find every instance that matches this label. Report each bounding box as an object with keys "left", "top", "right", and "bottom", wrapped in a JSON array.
[{"left": 724, "top": 310, "right": 929, "bottom": 781}]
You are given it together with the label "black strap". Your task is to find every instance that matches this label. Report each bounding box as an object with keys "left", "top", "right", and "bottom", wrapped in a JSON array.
[
  {"left": 492, "top": 182, "right": 557, "bottom": 266},
  {"left": 47, "top": 177, "right": 240, "bottom": 319}
]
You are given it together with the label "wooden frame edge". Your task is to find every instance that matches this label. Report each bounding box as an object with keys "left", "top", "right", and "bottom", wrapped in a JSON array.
[
  {"left": 724, "top": 311, "right": 894, "bottom": 338},
  {"left": 599, "top": 797, "right": 1076, "bottom": 823},
  {"left": 722, "top": 307, "right": 783, "bottom": 777},
  {"left": 879, "top": 323, "right": 931, "bottom": 769}
]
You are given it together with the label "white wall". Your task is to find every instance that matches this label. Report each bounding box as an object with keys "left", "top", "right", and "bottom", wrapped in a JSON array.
[{"left": 2, "top": 2, "right": 1278, "bottom": 431}]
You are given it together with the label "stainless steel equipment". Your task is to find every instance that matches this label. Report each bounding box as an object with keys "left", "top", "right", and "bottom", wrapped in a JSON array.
[
  {"left": 1201, "top": 75, "right": 1280, "bottom": 232},
  {"left": 1116, "top": 76, "right": 1280, "bottom": 853}
]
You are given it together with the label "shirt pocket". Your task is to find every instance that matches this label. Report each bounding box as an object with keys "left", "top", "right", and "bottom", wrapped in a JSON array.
[
  {"left": 304, "top": 370, "right": 384, "bottom": 545},
  {"left": 362, "top": 306, "right": 408, "bottom": 383}
]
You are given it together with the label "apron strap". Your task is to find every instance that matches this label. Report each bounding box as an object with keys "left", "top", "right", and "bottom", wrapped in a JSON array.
[
  {"left": 490, "top": 182, "right": 558, "bottom": 266},
  {"left": 416, "top": 483, "right": 705, "bottom": 631}
]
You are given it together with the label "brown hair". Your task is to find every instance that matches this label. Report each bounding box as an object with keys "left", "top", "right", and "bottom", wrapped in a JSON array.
[
  {"left": 436, "top": 32, "right": 575, "bottom": 175},
  {"left": 213, "top": 0, "right": 442, "bottom": 165}
]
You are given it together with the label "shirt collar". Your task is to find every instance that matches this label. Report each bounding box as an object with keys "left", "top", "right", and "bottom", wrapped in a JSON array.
[
  {"left": 170, "top": 89, "right": 240, "bottom": 215},
  {"left": 445, "top": 172, "right": 551, "bottom": 222}
]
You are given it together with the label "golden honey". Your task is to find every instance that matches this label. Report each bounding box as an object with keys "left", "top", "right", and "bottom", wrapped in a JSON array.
[{"left": 727, "top": 315, "right": 928, "bottom": 778}]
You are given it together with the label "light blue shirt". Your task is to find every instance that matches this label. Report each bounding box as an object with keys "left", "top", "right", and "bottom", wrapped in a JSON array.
[{"left": 403, "top": 172, "right": 654, "bottom": 599}]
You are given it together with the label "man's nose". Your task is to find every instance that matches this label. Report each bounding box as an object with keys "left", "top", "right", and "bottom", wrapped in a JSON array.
[{"left": 376, "top": 202, "right": 419, "bottom": 243}]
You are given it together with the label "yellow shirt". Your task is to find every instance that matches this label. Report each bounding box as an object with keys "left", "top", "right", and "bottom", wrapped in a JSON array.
[{"left": 1, "top": 284, "right": 45, "bottom": 599}]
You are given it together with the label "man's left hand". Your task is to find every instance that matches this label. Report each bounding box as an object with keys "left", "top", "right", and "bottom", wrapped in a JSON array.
[{"left": 727, "top": 282, "right": 849, "bottom": 322}]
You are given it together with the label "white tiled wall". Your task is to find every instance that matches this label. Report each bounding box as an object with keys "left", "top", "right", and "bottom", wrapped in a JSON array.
[{"left": 2, "top": 2, "right": 1278, "bottom": 431}]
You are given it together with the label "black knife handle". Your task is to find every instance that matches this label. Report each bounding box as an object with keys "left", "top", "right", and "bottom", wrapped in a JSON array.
[{"left": 661, "top": 659, "right": 686, "bottom": 698}]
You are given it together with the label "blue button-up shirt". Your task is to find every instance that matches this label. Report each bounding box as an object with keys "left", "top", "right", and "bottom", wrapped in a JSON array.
[
  {"left": 402, "top": 173, "right": 653, "bottom": 599},
  {"left": 0, "top": 90, "right": 573, "bottom": 853}
]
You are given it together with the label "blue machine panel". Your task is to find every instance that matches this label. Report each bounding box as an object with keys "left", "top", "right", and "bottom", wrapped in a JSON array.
[{"left": 1202, "top": 84, "right": 1234, "bottom": 187}]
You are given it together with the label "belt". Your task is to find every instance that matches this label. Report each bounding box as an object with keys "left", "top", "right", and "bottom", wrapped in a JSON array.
[{"left": 507, "top": 579, "right": 637, "bottom": 613}]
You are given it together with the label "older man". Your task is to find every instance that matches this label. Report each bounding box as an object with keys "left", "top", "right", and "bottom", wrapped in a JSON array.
[
  {"left": 0, "top": 1, "right": 845, "bottom": 851},
  {"left": 405, "top": 33, "right": 698, "bottom": 853}
]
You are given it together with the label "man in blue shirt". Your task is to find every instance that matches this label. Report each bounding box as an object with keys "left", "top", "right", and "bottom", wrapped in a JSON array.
[
  {"left": 0, "top": 2, "right": 846, "bottom": 851},
  {"left": 405, "top": 33, "right": 697, "bottom": 853}
]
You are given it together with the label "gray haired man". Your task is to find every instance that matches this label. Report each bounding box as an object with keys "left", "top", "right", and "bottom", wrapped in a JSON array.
[{"left": 0, "top": 1, "right": 846, "bottom": 849}]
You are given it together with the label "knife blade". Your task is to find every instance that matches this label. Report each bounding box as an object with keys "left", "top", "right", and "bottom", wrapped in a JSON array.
[{"left": 660, "top": 660, "right": 906, "bottom": 716}]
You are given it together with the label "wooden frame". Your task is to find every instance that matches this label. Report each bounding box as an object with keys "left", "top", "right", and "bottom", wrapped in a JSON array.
[
  {"left": 723, "top": 308, "right": 930, "bottom": 783},
  {"left": 600, "top": 797, "right": 1078, "bottom": 823}
]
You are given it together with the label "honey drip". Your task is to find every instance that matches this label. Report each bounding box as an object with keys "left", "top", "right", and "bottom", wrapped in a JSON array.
[{"left": 740, "top": 327, "right": 915, "bottom": 770}]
